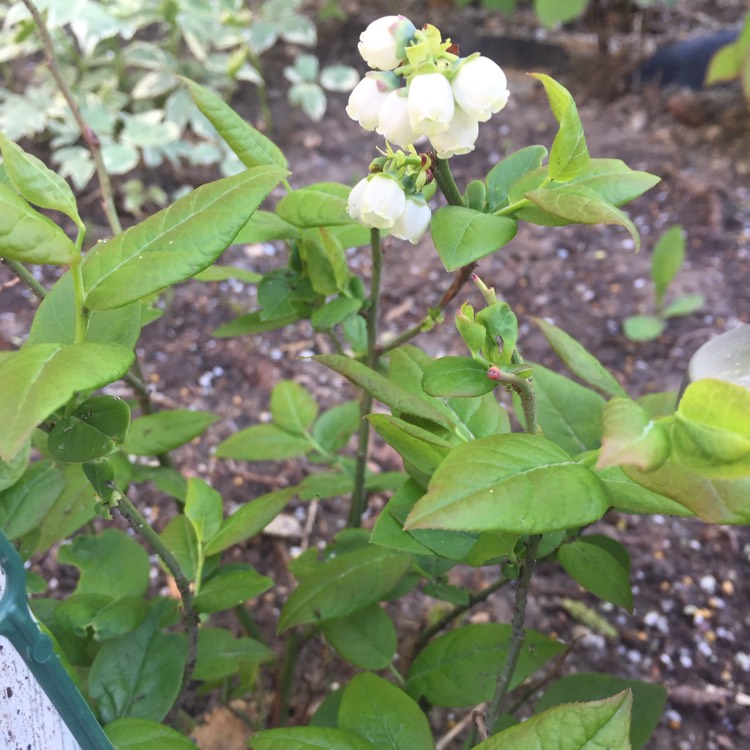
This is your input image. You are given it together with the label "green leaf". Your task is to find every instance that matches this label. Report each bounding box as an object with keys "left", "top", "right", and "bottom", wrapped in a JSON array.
[
  {"left": 422, "top": 581, "right": 470, "bottom": 604},
  {"left": 185, "top": 477, "right": 223, "bottom": 543},
  {"left": 56, "top": 594, "right": 148, "bottom": 641},
  {"left": 534, "top": 318, "right": 627, "bottom": 397},
  {"left": 0, "top": 460, "right": 65, "bottom": 539},
  {"left": 233, "top": 209, "right": 300, "bottom": 243},
  {"left": 662, "top": 293, "right": 704, "bottom": 318},
  {"left": 106, "top": 718, "right": 197, "bottom": 750},
  {"left": 314, "top": 354, "right": 452, "bottom": 430},
  {"left": 672, "top": 378, "right": 750, "bottom": 477},
  {"left": 705, "top": 35, "right": 743, "bottom": 85},
  {"left": 277, "top": 183, "right": 354, "bottom": 227},
  {"left": 82, "top": 166, "right": 287, "bottom": 310},
  {"left": 279, "top": 546, "right": 412, "bottom": 631},
  {"left": 368, "top": 414, "right": 452, "bottom": 487},
  {"left": 0, "top": 183, "right": 78, "bottom": 264},
  {"left": 476, "top": 689, "right": 632, "bottom": 749},
  {"left": 651, "top": 225, "right": 685, "bottom": 306},
  {"left": 595, "top": 464, "right": 692, "bottom": 516},
  {"left": 214, "top": 311, "right": 301, "bottom": 338},
  {"left": 534, "top": 0, "right": 589, "bottom": 27},
  {"left": 48, "top": 395, "right": 130, "bottom": 463},
  {"left": 624, "top": 458, "right": 750, "bottom": 524},
  {"left": 559, "top": 534, "right": 633, "bottom": 610},
  {"left": 405, "top": 433, "right": 609, "bottom": 533},
  {"left": 122, "top": 409, "right": 218, "bottom": 455},
  {"left": 565, "top": 159, "right": 660, "bottom": 206},
  {"left": 536, "top": 674, "right": 666, "bottom": 750},
  {"left": 597, "top": 397, "right": 671, "bottom": 471},
  {"left": 408, "top": 623, "right": 565, "bottom": 706},
  {"left": 160, "top": 514, "right": 200, "bottom": 581},
  {"left": 311, "top": 296, "right": 363, "bottom": 332},
  {"left": 182, "top": 77, "right": 287, "bottom": 169},
  {"left": 302, "top": 227, "right": 351, "bottom": 295},
  {"left": 215, "top": 423, "right": 312, "bottom": 461},
  {"left": 27, "top": 272, "right": 143, "bottom": 348},
  {"left": 623, "top": 315, "right": 665, "bottom": 342},
  {"left": 193, "top": 566, "right": 273, "bottom": 613},
  {"left": 0, "top": 440, "right": 30, "bottom": 493},
  {"left": 203, "top": 488, "right": 296, "bottom": 556},
  {"left": 35, "top": 464, "right": 97, "bottom": 553},
  {"left": 321, "top": 603, "right": 397, "bottom": 670},
  {"left": 0, "top": 342, "right": 134, "bottom": 461},
  {"left": 0, "top": 132, "right": 82, "bottom": 229},
  {"left": 193, "top": 627, "right": 274, "bottom": 681},
  {"left": 251, "top": 727, "right": 378, "bottom": 750},
  {"left": 486, "top": 145, "right": 548, "bottom": 210},
  {"left": 89, "top": 599, "right": 185, "bottom": 723},
  {"left": 476, "top": 301, "right": 519, "bottom": 365},
  {"left": 193, "top": 265, "right": 262, "bottom": 284},
  {"left": 422, "top": 356, "right": 497, "bottom": 397},
  {"left": 526, "top": 186, "right": 640, "bottom": 250},
  {"left": 527, "top": 363, "right": 605, "bottom": 455},
  {"left": 529, "top": 73, "right": 589, "bottom": 180},
  {"left": 431, "top": 206, "right": 518, "bottom": 271},
  {"left": 298, "top": 472, "right": 353, "bottom": 501},
  {"left": 271, "top": 380, "right": 319, "bottom": 435},
  {"left": 446, "top": 392, "right": 510, "bottom": 439},
  {"left": 338, "top": 673, "right": 433, "bottom": 750},
  {"left": 59, "top": 529, "right": 150, "bottom": 598}
]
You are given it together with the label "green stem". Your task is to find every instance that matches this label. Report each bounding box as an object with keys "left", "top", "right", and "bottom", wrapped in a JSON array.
[
  {"left": 434, "top": 157, "right": 466, "bottom": 207},
  {"left": 1, "top": 259, "right": 48, "bottom": 300},
  {"left": 416, "top": 576, "right": 512, "bottom": 649},
  {"left": 113, "top": 493, "right": 199, "bottom": 710},
  {"left": 22, "top": 0, "right": 122, "bottom": 235},
  {"left": 348, "top": 228, "right": 383, "bottom": 527},
  {"left": 481, "top": 535, "right": 540, "bottom": 737},
  {"left": 274, "top": 630, "right": 299, "bottom": 727},
  {"left": 494, "top": 197, "right": 533, "bottom": 217},
  {"left": 488, "top": 368, "right": 537, "bottom": 435},
  {"left": 234, "top": 604, "right": 267, "bottom": 644}
]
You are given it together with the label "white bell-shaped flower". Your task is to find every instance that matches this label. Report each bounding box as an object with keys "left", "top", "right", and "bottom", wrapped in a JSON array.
[
  {"left": 357, "top": 15, "right": 415, "bottom": 71},
  {"left": 346, "top": 72, "right": 399, "bottom": 131},
  {"left": 392, "top": 195, "right": 432, "bottom": 244},
  {"left": 347, "top": 177, "right": 370, "bottom": 222},
  {"left": 408, "top": 72, "right": 455, "bottom": 136},
  {"left": 355, "top": 174, "right": 407, "bottom": 230},
  {"left": 430, "top": 105, "right": 480, "bottom": 158},
  {"left": 376, "top": 88, "right": 420, "bottom": 148},
  {"left": 451, "top": 56, "right": 510, "bottom": 122}
]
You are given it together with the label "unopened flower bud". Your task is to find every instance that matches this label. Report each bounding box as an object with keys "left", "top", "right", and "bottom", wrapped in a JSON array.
[
  {"left": 350, "top": 174, "right": 406, "bottom": 230},
  {"left": 408, "top": 72, "right": 455, "bottom": 136},
  {"left": 451, "top": 56, "right": 509, "bottom": 122},
  {"left": 430, "top": 104, "right": 479, "bottom": 158},
  {"left": 392, "top": 195, "right": 431, "bottom": 244},
  {"left": 377, "top": 88, "right": 420, "bottom": 147},
  {"left": 358, "top": 15, "right": 416, "bottom": 71},
  {"left": 346, "top": 71, "right": 399, "bottom": 131}
]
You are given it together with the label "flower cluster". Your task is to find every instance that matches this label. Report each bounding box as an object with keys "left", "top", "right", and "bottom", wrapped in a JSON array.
[{"left": 346, "top": 16, "right": 510, "bottom": 158}]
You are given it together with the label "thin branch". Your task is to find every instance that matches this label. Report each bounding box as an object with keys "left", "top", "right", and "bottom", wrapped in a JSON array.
[
  {"left": 416, "top": 575, "right": 511, "bottom": 648},
  {"left": 22, "top": 0, "right": 122, "bottom": 235},
  {"left": 377, "top": 262, "right": 477, "bottom": 355},
  {"left": 348, "top": 228, "right": 383, "bottom": 527},
  {"left": 482, "top": 534, "right": 540, "bottom": 735},
  {"left": 1, "top": 259, "right": 48, "bottom": 299},
  {"left": 113, "top": 492, "right": 199, "bottom": 712}
]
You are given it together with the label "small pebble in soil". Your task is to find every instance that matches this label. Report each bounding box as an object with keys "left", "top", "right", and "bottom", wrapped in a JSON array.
[
  {"left": 644, "top": 610, "right": 670, "bottom": 634},
  {"left": 700, "top": 575, "right": 717, "bottom": 594},
  {"left": 696, "top": 638, "right": 713, "bottom": 658},
  {"left": 665, "top": 708, "right": 683, "bottom": 730},
  {"left": 735, "top": 652, "right": 750, "bottom": 672},
  {"left": 679, "top": 649, "right": 694, "bottom": 669},
  {"left": 660, "top": 652, "right": 674, "bottom": 670}
]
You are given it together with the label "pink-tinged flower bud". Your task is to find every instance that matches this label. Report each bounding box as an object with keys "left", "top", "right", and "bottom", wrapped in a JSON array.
[
  {"left": 357, "top": 174, "right": 407, "bottom": 230},
  {"left": 408, "top": 72, "right": 455, "bottom": 136},
  {"left": 430, "top": 105, "right": 479, "bottom": 158},
  {"left": 346, "top": 71, "right": 399, "bottom": 131},
  {"left": 358, "top": 15, "right": 416, "bottom": 71},
  {"left": 347, "top": 177, "right": 370, "bottom": 221},
  {"left": 377, "top": 88, "right": 420, "bottom": 147},
  {"left": 451, "top": 56, "right": 510, "bottom": 122},
  {"left": 392, "top": 195, "right": 431, "bottom": 244}
]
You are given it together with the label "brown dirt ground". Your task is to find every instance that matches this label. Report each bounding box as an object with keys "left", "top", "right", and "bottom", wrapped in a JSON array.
[{"left": 2, "top": 1, "right": 750, "bottom": 748}]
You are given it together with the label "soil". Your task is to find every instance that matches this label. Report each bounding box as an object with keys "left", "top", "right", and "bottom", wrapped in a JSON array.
[{"left": 2, "top": 1, "right": 750, "bottom": 748}]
